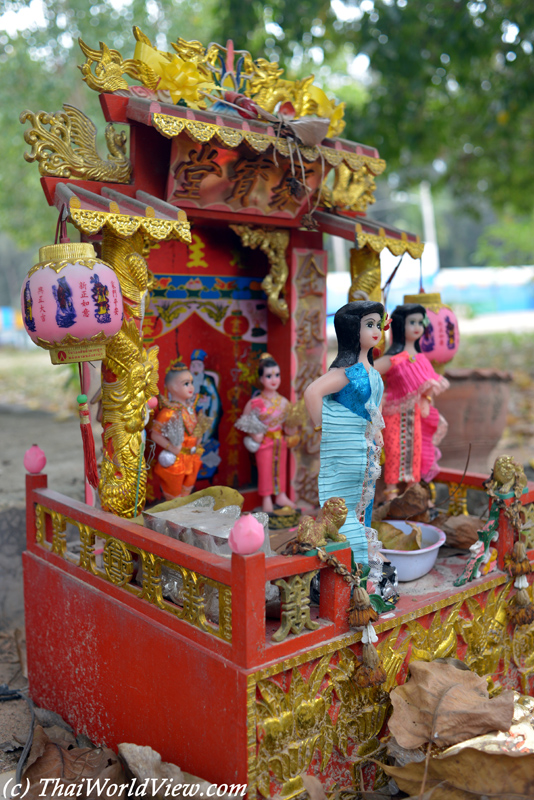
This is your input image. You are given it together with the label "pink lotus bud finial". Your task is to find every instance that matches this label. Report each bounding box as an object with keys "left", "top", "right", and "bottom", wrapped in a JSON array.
[
  {"left": 23, "top": 444, "right": 46, "bottom": 474},
  {"left": 229, "top": 513, "right": 265, "bottom": 555}
]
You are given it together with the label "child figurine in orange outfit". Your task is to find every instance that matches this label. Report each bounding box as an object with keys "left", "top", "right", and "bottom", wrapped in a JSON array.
[{"left": 151, "top": 362, "right": 204, "bottom": 500}]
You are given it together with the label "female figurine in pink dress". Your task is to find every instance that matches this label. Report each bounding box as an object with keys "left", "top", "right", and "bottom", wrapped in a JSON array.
[
  {"left": 374, "top": 304, "right": 449, "bottom": 500},
  {"left": 236, "top": 354, "right": 297, "bottom": 513}
]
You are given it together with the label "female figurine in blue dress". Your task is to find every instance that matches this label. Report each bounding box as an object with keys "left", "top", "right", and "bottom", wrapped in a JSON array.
[{"left": 304, "top": 301, "right": 385, "bottom": 569}]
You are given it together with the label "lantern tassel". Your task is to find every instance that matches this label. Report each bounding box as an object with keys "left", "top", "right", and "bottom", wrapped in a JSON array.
[{"left": 77, "top": 394, "right": 99, "bottom": 489}]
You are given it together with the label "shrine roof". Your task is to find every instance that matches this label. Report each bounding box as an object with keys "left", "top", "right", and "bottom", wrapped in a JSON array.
[
  {"left": 52, "top": 182, "right": 191, "bottom": 244},
  {"left": 107, "top": 95, "right": 385, "bottom": 173},
  {"left": 314, "top": 210, "right": 424, "bottom": 259},
  {"left": 21, "top": 29, "right": 424, "bottom": 255}
]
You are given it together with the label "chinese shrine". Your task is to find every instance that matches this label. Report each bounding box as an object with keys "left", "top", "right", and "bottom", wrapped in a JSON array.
[{"left": 19, "top": 28, "right": 534, "bottom": 797}]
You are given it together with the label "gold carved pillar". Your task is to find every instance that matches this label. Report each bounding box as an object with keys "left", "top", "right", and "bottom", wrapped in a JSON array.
[{"left": 291, "top": 249, "right": 327, "bottom": 507}]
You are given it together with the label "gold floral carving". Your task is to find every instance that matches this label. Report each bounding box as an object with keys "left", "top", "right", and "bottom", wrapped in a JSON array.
[
  {"left": 455, "top": 584, "right": 512, "bottom": 677},
  {"left": 344, "top": 152, "right": 386, "bottom": 175},
  {"left": 355, "top": 224, "right": 425, "bottom": 259},
  {"left": 230, "top": 225, "right": 290, "bottom": 323},
  {"left": 252, "top": 646, "right": 395, "bottom": 797},
  {"left": 69, "top": 209, "right": 191, "bottom": 244},
  {"left": 512, "top": 588, "right": 534, "bottom": 692},
  {"left": 407, "top": 602, "right": 461, "bottom": 662},
  {"left": 152, "top": 113, "right": 384, "bottom": 176},
  {"left": 20, "top": 104, "right": 131, "bottom": 183},
  {"left": 248, "top": 583, "right": 517, "bottom": 795},
  {"left": 255, "top": 654, "right": 338, "bottom": 797},
  {"left": 349, "top": 245, "right": 382, "bottom": 302}
]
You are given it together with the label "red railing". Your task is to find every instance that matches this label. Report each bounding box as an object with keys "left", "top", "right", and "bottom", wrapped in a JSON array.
[{"left": 25, "top": 474, "right": 351, "bottom": 671}]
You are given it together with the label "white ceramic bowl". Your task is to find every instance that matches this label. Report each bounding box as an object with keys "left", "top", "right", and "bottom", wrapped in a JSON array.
[{"left": 379, "top": 521, "right": 446, "bottom": 581}]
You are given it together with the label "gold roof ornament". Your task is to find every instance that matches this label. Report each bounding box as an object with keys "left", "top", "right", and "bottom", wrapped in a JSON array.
[
  {"left": 20, "top": 105, "right": 131, "bottom": 183},
  {"left": 78, "top": 28, "right": 346, "bottom": 139}
]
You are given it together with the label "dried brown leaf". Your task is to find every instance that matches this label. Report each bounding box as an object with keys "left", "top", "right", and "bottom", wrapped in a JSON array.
[
  {"left": 301, "top": 774, "right": 328, "bottom": 800},
  {"left": 388, "top": 483, "right": 430, "bottom": 521},
  {"left": 40, "top": 725, "right": 77, "bottom": 749},
  {"left": 390, "top": 661, "right": 514, "bottom": 749},
  {"left": 118, "top": 743, "right": 239, "bottom": 798},
  {"left": 24, "top": 727, "right": 124, "bottom": 799},
  {"left": 376, "top": 520, "right": 423, "bottom": 550},
  {"left": 383, "top": 749, "right": 534, "bottom": 799},
  {"left": 23, "top": 725, "right": 49, "bottom": 772}
]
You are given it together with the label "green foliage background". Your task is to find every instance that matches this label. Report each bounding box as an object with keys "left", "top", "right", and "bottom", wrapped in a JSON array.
[{"left": 0, "top": 0, "right": 533, "bottom": 285}]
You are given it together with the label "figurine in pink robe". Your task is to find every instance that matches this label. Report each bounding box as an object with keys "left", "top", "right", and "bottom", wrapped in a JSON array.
[
  {"left": 236, "top": 354, "right": 297, "bottom": 513},
  {"left": 374, "top": 304, "right": 449, "bottom": 499}
]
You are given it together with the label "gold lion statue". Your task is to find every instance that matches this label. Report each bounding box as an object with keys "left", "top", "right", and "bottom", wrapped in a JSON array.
[
  {"left": 487, "top": 455, "right": 527, "bottom": 498},
  {"left": 296, "top": 497, "right": 348, "bottom": 548}
]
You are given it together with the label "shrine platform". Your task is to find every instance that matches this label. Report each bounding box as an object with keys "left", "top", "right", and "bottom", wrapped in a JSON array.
[{"left": 23, "top": 470, "right": 534, "bottom": 797}]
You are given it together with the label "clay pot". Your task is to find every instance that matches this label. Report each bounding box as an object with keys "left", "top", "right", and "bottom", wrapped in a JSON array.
[{"left": 434, "top": 368, "right": 512, "bottom": 474}]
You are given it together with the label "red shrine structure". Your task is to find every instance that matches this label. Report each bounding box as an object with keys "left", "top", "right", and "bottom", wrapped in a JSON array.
[{"left": 20, "top": 30, "right": 534, "bottom": 797}]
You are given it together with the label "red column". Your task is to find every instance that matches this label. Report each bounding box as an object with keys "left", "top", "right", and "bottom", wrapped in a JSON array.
[
  {"left": 230, "top": 550, "right": 266, "bottom": 669},
  {"left": 319, "top": 547, "right": 351, "bottom": 634}
]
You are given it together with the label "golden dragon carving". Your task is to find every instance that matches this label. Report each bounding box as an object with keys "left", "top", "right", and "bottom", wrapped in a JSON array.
[
  {"left": 349, "top": 245, "right": 382, "bottom": 303},
  {"left": 20, "top": 104, "right": 131, "bottom": 183},
  {"left": 78, "top": 27, "right": 161, "bottom": 93},
  {"left": 100, "top": 321, "right": 159, "bottom": 518},
  {"left": 100, "top": 230, "right": 159, "bottom": 517},
  {"left": 77, "top": 29, "right": 345, "bottom": 137}
]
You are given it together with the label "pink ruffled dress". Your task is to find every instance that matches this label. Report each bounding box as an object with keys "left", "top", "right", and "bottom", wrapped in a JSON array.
[{"left": 382, "top": 352, "right": 449, "bottom": 485}]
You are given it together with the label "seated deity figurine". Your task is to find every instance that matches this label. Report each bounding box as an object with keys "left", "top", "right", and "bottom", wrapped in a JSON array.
[
  {"left": 374, "top": 303, "right": 449, "bottom": 500},
  {"left": 150, "top": 362, "right": 204, "bottom": 501},
  {"left": 235, "top": 353, "right": 298, "bottom": 513}
]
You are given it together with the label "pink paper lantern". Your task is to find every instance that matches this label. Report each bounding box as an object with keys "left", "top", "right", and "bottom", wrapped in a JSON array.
[
  {"left": 21, "top": 243, "right": 123, "bottom": 364},
  {"left": 404, "top": 292, "right": 460, "bottom": 366}
]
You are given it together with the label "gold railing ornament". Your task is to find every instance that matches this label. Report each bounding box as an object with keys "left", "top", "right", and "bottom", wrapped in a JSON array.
[{"left": 271, "top": 571, "right": 320, "bottom": 642}]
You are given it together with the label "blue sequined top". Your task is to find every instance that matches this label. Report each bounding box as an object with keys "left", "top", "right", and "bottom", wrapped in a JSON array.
[{"left": 331, "top": 362, "right": 372, "bottom": 421}]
